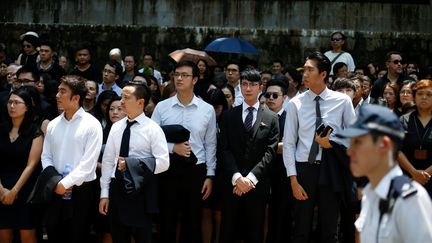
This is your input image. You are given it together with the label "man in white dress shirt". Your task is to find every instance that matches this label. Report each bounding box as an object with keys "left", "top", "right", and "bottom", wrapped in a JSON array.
[
  {"left": 152, "top": 60, "right": 217, "bottom": 243},
  {"left": 41, "top": 75, "right": 103, "bottom": 243},
  {"left": 225, "top": 60, "right": 243, "bottom": 107},
  {"left": 337, "top": 104, "right": 432, "bottom": 243},
  {"left": 99, "top": 81, "right": 169, "bottom": 243},
  {"left": 283, "top": 52, "right": 356, "bottom": 243}
]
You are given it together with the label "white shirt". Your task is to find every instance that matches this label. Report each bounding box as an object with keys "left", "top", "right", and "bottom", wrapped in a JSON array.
[
  {"left": 356, "top": 166, "right": 432, "bottom": 243},
  {"left": 41, "top": 108, "right": 103, "bottom": 189},
  {"left": 324, "top": 51, "right": 356, "bottom": 75},
  {"left": 98, "top": 82, "right": 122, "bottom": 97},
  {"left": 354, "top": 97, "right": 364, "bottom": 116},
  {"left": 100, "top": 113, "right": 169, "bottom": 198},
  {"left": 283, "top": 88, "right": 356, "bottom": 177},
  {"left": 151, "top": 95, "right": 217, "bottom": 176},
  {"left": 232, "top": 83, "right": 244, "bottom": 107}
]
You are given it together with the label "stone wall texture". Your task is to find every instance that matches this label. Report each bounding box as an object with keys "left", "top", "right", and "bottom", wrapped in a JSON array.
[{"left": 1, "top": 0, "right": 431, "bottom": 72}]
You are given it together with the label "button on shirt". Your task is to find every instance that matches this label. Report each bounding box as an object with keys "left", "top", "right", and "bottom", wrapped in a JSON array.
[
  {"left": 151, "top": 95, "right": 217, "bottom": 176},
  {"left": 355, "top": 166, "right": 432, "bottom": 243},
  {"left": 100, "top": 113, "right": 170, "bottom": 198},
  {"left": 283, "top": 88, "right": 356, "bottom": 176},
  {"left": 41, "top": 108, "right": 103, "bottom": 189}
]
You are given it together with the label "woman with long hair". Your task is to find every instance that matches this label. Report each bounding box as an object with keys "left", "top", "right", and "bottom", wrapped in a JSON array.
[{"left": 0, "top": 87, "right": 43, "bottom": 243}]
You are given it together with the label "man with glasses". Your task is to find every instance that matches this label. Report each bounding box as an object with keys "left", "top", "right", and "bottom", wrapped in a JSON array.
[
  {"left": 370, "top": 51, "right": 414, "bottom": 104},
  {"left": 152, "top": 61, "right": 217, "bottom": 243},
  {"left": 219, "top": 69, "right": 279, "bottom": 243},
  {"left": 225, "top": 60, "right": 243, "bottom": 107},
  {"left": 100, "top": 60, "right": 123, "bottom": 96}
]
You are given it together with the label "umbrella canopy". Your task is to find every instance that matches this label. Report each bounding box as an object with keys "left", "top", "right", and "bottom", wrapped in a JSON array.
[
  {"left": 204, "top": 37, "right": 258, "bottom": 55},
  {"left": 169, "top": 48, "right": 217, "bottom": 66}
]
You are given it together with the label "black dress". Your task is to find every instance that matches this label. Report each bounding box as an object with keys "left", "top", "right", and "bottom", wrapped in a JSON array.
[
  {"left": 0, "top": 125, "right": 42, "bottom": 229},
  {"left": 400, "top": 111, "right": 432, "bottom": 196}
]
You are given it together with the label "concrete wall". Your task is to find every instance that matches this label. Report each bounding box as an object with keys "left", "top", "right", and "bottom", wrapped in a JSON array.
[{"left": 1, "top": 1, "right": 431, "bottom": 73}]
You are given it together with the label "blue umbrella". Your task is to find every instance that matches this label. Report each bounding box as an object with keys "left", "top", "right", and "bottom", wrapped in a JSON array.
[{"left": 204, "top": 37, "right": 258, "bottom": 55}]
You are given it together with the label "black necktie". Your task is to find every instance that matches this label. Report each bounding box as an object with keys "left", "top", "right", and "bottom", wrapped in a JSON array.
[
  {"left": 244, "top": 107, "right": 254, "bottom": 131},
  {"left": 116, "top": 120, "right": 137, "bottom": 190},
  {"left": 308, "top": 96, "right": 322, "bottom": 164},
  {"left": 119, "top": 120, "right": 137, "bottom": 157}
]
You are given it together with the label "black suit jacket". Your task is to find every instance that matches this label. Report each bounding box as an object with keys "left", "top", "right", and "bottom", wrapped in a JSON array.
[{"left": 219, "top": 104, "right": 279, "bottom": 193}]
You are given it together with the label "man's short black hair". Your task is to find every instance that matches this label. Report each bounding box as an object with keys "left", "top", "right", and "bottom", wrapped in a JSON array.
[
  {"left": 225, "top": 60, "right": 242, "bottom": 72},
  {"left": 306, "top": 51, "right": 331, "bottom": 82},
  {"left": 260, "top": 70, "right": 272, "bottom": 76},
  {"left": 332, "top": 77, "right": 356, "bottom": 92},
  {"left": 272, "top": 59, "right": 284, "bottom": 67},
  {"left": 333, "top": 62, "right": 348, "bottom": 75},
  {"left": 75, "top": 45, "right": 91, "bottom": 55},
  {"left": 240, "top": 69, "right": 261, "bottom": 83},
  {"left": 106, "top": 60, "right": 122, "bottom": 75},
  {"left": 175, "top": 60, "right": 199, "bottom": 78},
  {"left": 16, "top": 66, "right": 40, "bottom": 82},
  {"left": 385, "top": 51, "right": 402, "bottom": 62},
  {"left": 124, "top": 82, "right": 152, "bottom": 108},
  {"left": 60, "top": 75, "right": 87, "bottom": 107},
  {"left": 266, "top": 79, "right": 288, "bottom": 95},
  {"left": 39, "top": 40, "right": 55, "bottom": 51}
]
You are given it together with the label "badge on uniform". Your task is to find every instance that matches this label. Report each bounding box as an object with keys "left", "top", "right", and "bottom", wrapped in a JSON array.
[{"left": 414, "top": 149, "right": 427, "bottom": 160}]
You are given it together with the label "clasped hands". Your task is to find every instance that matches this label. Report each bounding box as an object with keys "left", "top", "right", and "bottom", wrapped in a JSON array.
[
  {"left": 233, "top": 177, "right": 255, "bottom": 196},
  {"left": 0, "top": 184, "right": 18, "bottom": 205},
  {"left": 173, "top": 141, "right": 191, "bottom": 157}
]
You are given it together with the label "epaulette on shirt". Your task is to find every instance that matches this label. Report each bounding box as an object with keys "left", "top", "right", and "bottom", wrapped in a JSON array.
[{"left": 379, "top": 175, "right": 418, "bottom": 216}]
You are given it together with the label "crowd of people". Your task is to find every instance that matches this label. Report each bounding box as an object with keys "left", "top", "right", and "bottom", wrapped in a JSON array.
[{"left": 0, "top": 30, "right": 432, "bottom": 243}]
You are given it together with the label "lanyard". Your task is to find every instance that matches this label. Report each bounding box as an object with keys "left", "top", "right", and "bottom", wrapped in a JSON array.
[{"left": 413, "top": 115, "right": 431, "bottom": 150}]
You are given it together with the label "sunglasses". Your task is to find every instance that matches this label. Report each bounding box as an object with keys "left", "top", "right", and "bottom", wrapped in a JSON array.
[
  {"left": 390, "top": 60, "right": 403, "bottom": 65},
  {"left": 264, "top": 92, "right": 282, "bottom": 99},
  {"left": 331, "top": 37, "right": 342, "bottom": 42}
]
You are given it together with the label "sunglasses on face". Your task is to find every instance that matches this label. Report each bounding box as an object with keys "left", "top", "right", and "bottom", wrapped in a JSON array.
[
  {"left": 390, "top": 60, "right": 402, "bottom": 65},
  {"left": 264, "top": 92, "right": 281, "bottom": 99},
  {"left": 331, "top": 37, "right": 342, "bottom": 42}
]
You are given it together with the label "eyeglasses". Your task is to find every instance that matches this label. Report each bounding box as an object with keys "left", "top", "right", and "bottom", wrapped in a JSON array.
[
  {"left": 103, "top": 69, "right": 116, "bottom": 75},
  {"left": 264, "top": 92, "right": 282, "bottom": 99},
  {"left": 331, "top": 37, "right": 342, "bottom": 42},
  {"left": 7, "top": 100, "right": 26, "bottom": 106},
  {"left": 240, "top": 82, "right": 260, "bottom": 88},
  {"left": 416, "top": 91, "right": 432, "bottom": 98},
  {"left": 16, "top": 78, "right": 35, "bottom": 84},
  {"left": 173, "top": 73, "right": 193, "bottom": 79},
  {"left": 390, "top": 60, "right": 402, "bottom": 65},
  {"left": 400, "top": 90, "right": 412, "bottom": 95}
]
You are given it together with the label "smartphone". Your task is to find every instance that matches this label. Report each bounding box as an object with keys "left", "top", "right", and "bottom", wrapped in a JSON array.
[
  {"left": 320, "top": 125, "right": 334, "bottom": 137},
  {"left": 316, "top": 123, "right": 325, "bottom": 135}
]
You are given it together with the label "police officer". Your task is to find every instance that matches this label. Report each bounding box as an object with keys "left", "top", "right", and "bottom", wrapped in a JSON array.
[{"left": 337, "top": 104, "right": 432, "bottom": 242}]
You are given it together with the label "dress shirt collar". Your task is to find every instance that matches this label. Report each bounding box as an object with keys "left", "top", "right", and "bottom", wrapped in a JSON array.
[
  {"left": 277, "top": 108, "right": 284, "bottom": 116},
  {"left": 306, "top": 87, "right": 330, "bottom": 101},
  {"left": 364, "top": 165, "right": 403, "bottom": 200},
  {"left": 171, "top": 94, "right": 199, "bottom": 108},
  {"left": 242, "top": 101, "right": 260, "bottom": 113},
  {"left": 60, "top": 107, "right": 85, "bottom": 122},
  {"left": 127, "top": 112, "right": 147, "bottom": 125}
]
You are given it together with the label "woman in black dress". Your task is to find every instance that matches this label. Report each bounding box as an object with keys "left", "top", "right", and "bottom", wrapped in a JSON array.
[
  {"left": 0, "top": 87, "right": 43, "bottom": 243},
  {"left": 399, "top": 79, "right": 432, "bottom": 196}
]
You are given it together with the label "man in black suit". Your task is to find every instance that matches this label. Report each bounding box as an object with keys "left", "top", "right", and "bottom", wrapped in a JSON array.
[
  {"left": 264, "top": 79, "right": 293, "bottom": 243},
  {"left": 219, "top": 69, "right": 279, "bottom": 243}
]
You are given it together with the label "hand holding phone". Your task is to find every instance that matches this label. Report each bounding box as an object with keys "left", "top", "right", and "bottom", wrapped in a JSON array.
[
  {"left": 320, "top": 125, "right": 334, "bottom": 137},
  {"left": 316, "top": 123, "right": 325, "bottom": 136}
]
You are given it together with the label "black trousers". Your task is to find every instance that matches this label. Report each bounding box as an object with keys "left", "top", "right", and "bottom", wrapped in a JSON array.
[
  {"left": 45, "top": 181, "right": 95, "bottom": 243},
  {"left": 108, "top": 180, "right": 152, "bottom": 243},
  {"left": 292, "top": 163, "right": 341, "bottom": 243},
  {"left": 267, "top": 173, "right": 293, "bottom": 243},
  {"left": 158, "top": 163, "right": 206, "bottom": 243},
  {"left": 219, "top": 180, "right": 269, "bottom": 243}
]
